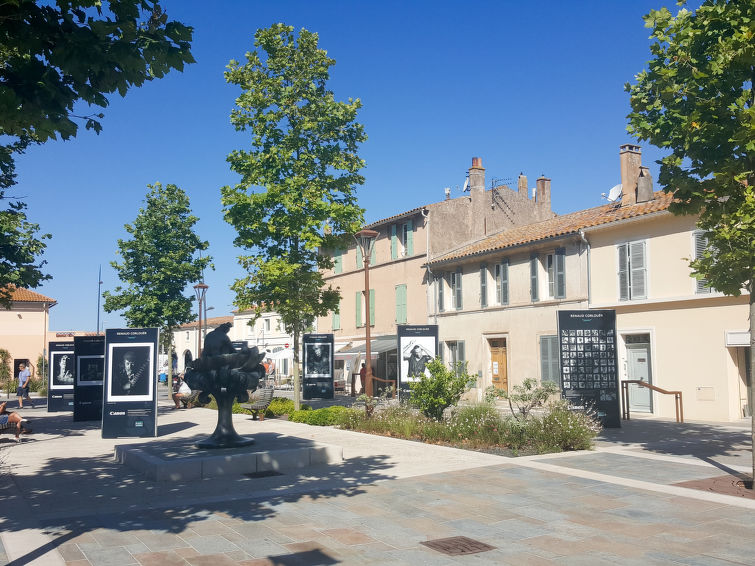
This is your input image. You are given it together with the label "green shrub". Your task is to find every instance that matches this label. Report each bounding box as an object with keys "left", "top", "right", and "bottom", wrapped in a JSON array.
[
  {"left": 289, "top": 405, "right": 350, "bottom": 426},
  {"left": 28, "top": 378, "right": 46, "bottom": 393},
  {"left": 487, "top": 378, "right": 560, "bottom": 421},
  {"left": 409, "top": 358, "right": 472, "bottom": 421},
  {"left": 447, "top": 403, "right": 506, "bottom": 447},
  {"left": 526, "top": 401, "right": 602, "bottom": 452}
]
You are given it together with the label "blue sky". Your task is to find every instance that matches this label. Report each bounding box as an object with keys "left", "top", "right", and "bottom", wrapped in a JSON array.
[{"left": 16, "top": 0, "right": 686, "bottom": 331}]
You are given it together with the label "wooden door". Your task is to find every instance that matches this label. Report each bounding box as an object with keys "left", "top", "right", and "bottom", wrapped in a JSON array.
[{"left": 489, "top": 339, "right": 508, "bottom": 392}]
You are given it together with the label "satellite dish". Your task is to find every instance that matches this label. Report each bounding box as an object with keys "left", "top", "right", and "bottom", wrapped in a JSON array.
[
  {"left": 606, "top": 184, "right": 622, "bottom": 202},
  {"left": 462, "top": 178, "right": 469, "bottom": 192}
]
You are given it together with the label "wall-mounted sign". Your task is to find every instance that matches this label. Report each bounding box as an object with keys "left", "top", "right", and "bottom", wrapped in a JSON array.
[
  {"left": 47, "top": 341, "right": 75, "bottom": 412},
  {"left": 302, "top": 333, "right": 334, "bottom": 400},
  {"left": 557, "top": 310, "right": 620, "bottom": 428},
  {"left": 73, "top": 335, "right": 105, "bottom": 422},
  {"left": 102, "top": 328, "right": 158, "bottom": 438}
]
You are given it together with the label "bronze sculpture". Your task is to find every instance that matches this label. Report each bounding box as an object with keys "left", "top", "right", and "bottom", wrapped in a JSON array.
[{"left": 184, "top": 322, "right": 267, "bottom": 448}]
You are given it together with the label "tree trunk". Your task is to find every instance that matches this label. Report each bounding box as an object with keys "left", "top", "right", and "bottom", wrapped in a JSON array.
[{"left": 293, "top": 330, "right": 301, "bottom": 411}]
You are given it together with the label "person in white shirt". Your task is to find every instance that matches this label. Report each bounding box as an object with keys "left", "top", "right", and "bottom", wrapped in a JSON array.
[{"left": 172, "top": 375, "right": 193, "bottom": 409}]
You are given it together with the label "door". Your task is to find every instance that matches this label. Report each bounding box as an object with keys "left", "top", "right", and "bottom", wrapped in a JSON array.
[
  {"left": 626, "top": 342, "right": 652, "bottom": 412},
  {"left": 489, "top": 339, "right": 508, "bottom": 392}
]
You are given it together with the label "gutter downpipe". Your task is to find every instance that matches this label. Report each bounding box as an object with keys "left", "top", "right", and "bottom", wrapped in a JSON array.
[
  {"left": 421, "top": 208, "right": 438, "bottom": 325},
  {"left": 578, "top": 229, "right": 591, "bottom": 307}
]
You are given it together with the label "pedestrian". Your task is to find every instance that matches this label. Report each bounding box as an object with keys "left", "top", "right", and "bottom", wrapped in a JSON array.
[
  {"left": 172, "top": 375, "right": 193, "bottom": 409},
  {"left": 16, "top": 362, "right": 34, "bottom": 409},
  {"left": 0, "top": 401, "right": 32, "bottom": 440},
  {"left": 359, "top": 362, "right": 367, "bottom": 394}
]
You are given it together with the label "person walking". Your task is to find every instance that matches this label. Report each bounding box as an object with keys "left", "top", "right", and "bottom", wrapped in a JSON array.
[{"left": 16, "top": 362, "right": 34, "bottom": 409}]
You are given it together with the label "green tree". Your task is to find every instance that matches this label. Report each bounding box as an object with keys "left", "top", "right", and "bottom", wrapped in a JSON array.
[
  {"left": 626, "top": 0, "right": 755, "bottom": 482},
  {"left": 0, "top": 348, "right": 10, "bottom": 397},
  {"left": 222, "top": 24, "right": 366, "bottom": 410},
  {"left": 409, "top": 358, "right": 473, "bottom": 421},
  {"left": 0, "top": 0, "right": 194, "bottom": 302},
  {"left": 103, "top": 183, "right": 212, "bottom": 381}
]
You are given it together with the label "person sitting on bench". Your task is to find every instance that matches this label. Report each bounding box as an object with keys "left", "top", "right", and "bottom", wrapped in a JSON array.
[
  {"left": 0, "top": 401, "right": 32, "bottom": 439},
  {"left": 172, "top": 375, "right": 193, "bottom": 409}
]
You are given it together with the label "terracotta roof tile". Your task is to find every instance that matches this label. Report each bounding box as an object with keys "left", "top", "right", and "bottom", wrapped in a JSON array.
[
  {"left": 429, "top": 191, "right": 674, "bottom": 265},
  {"left": 3, "top": 285, "right": 56, "bottom": 304}
]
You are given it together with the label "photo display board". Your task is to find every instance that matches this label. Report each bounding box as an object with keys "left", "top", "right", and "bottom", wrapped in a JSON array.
[
  {"left": 302, "top": 333, "right": 334, "bottom": 400},
  {"left": 398, "top": 325, "right": 438, "bottom": 397},
  {"left": 73, "top": 335, "right": 105, "bottom": 422},
  {"left": 48, "top": 341, "right": 75, "bottom": 412},
  {"left": 102, "top": 328, "right": 158, "bottom": 438},
  {"left": 557, "top": 310, "right": 620, "bottom": 428}
]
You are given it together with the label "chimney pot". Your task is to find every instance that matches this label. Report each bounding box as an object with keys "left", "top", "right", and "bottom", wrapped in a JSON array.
[{"left": 472, "top": 157, "right": 482, "bottom": 168}]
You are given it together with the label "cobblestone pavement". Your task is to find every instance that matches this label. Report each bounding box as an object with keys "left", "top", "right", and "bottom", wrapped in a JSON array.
[{"left": 1, "top": 391, "right": 753, "bottom": 565}]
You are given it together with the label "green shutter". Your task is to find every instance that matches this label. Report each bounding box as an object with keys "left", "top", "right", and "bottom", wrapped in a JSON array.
[
  {"left": 455, "top": 268, "right": 463, "bottom": 310},
  {"left": 500, "top": 259, "right": 509, "bottom": 305},
  {"left": 438, "top": 274, "right": 444, "bottom": 312},
  {"left": 406, "top": 220, "right": 414, "bottom": 256},
  {"left": 395, "top": 284, "right": 407, "bottom": 324},
  {"left": 530, "top": 254, "right": 539, "bottom": 302},
  {"left": 332, "top": 307, "right": 340, "bottom": 330},
  {"left": 355, "top": 291, "right": 362, "bottom": 327},
  {"left": 391, "top": 225, "right": 397, "bottom": 259},
  {"left": 334, "top": 249, "right": 343, "bottom": 274},
  {"left": 555, "top": 248, "right": 566, "bottom": 299},
  {"left": 630, "top": 241, "right": 646, "bottom": 299},
  {"left": 370, "top": 241, "right": 377, "bottom": 265},
  {"left": 618, "top": 243, "right": 629, "bottom": 301},
  {"left": 480, "top": 264, "right": 487, "bottom": 308},
  {"left": 694, "top": 231, "right": 711, "bottom": 293},
  {"left": 540, "top": 335, "right": 559, "bottom": 384},
  {"left": 369, "top": 289, "right": 375, "bottom": 326},
  {"left": 356, "top": 245, "right": 363, "bottom": 269}
]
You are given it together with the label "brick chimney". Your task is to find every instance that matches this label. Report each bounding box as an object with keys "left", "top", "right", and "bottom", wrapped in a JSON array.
[
  {"left": 469, "top": 157, "right": 485, "bottom": 193},
  {"left": 636, "top": 166, "right": 654, "bottom": 203},
  {"left": 535, "top": 176, "right": 551, "bottom": 208},
  {"left": 619, "top": 144, "right": 642, "bottom": 206},
  {"left": 517, "top": 173, "right": 528, "bottom": 197}
]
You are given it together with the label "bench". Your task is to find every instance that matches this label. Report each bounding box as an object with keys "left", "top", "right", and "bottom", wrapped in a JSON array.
[{"left": 242, "top": 387, "right": 274, "bottom": 420}]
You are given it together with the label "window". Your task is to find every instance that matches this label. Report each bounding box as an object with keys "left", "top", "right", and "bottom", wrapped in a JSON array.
[
  {"left": 495, "top": 259, "right": 509, "bottom": 305},
  {"left": 264, "top": 318, "right": 271, "bottom": 331},
  {"left": 332, "top": 302, "right": 341, "bottom": 330},
  {"left": 185, "top": 331, "right": 189, "bottom": 340},
  {"left": 445, "top": 340, "right": 466, "bottom": 375},
  {"left": 539, "top": 335, "right": 560, "bottom": 385},
  {"left": 395, "top": 284, "right": 407, "bottom": 324},
  {"left": 451, "top": 268, "right": 463, "bottom": 310},
  {"left": 333, "top": 249, "right": 343, "bottom": 274},
  {"left": 355, "top": 289, "right": 375, "bottom": 327},
  {"left": 693, "top": 230, "right": 713, "bottom": 294},
  {"left": 480, "top": 264, "right": 488, "bottom": 308},
  {"left": 544, "top": 249, "right": 566, "bottom": 299},
  {"left": 618, "top": 241, "right": 647, "bottom": 300},
  {"left": 530, "top": 254, "right": 539, "bottom": 302},
  {"left": 437, "top": 274, "right": 444, "bottom": 312},
  {"left": 391, "top": 220, "right": 414, "bottom": 259}
]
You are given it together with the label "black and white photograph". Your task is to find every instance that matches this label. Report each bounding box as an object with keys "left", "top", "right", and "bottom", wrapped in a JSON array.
[
  {"left": 400, "top": 336, "right": 435, "bottom": 382},
  {"left": 304, "top": 342, "right": 331, "bottom": 377},
  {"left": 50, "top": 352, "right": 74, "bottom": 389},
  {"left": 77, "top": 355, "right": 104, "bottom": 386},
  {"left": 107, "top": 343, "right": 153, "bottom": 402}
]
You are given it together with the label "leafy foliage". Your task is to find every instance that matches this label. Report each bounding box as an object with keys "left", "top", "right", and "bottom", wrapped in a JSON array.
[
  {"left": 103, "top": 182, "right": 212, "bottom": 355},
  {"left": 0, "top": 201, "right": 50, "bottom": 306},
  {"left": 409, "top": 358, "right": 472, "bottom": 421},
  {"left": 486, "top": 378, "right": 560, "bottom": 421},
  {"left": 0, "top": 349, "right": 10, "bottom": 395},
  {"left": 221, "top": 24, "right": 366, "bottom": 409},
  {"left": 0, "top": 0, "right": 194, "bottom": 305},
  {"left": 289, "top": 405, "right": 350, "bottom": 425},
  {"left": 626, "top": 1, "right": 755, "bottom": 297}
]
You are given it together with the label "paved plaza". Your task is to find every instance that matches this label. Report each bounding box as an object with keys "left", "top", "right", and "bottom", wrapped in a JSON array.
[{"left": 1, "top": 390, "right": 754, "bottom": 565}]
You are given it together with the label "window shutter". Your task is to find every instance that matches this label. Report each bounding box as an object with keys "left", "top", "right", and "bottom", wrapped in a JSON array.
[
  {"left": 555, "top": 248, "right": 566, "bottom": 299},
  {"left": 391, "top": 225, "right": 397, "bottom": 259},
  {"left": 395, "top": 284, "right": 407, "bottom": 323},
  {"left": 356, "top": 245, "right": 363, "bottom": 269},
  {"left": 332, "top": 308, "right": 340, "bottom": 330},
  {"left": 406, "top": 220, "right": 414, "bottom": 256},
  {"left": 439, "top": 342, "right": 444, "bottom": 364},
  {"left": 530, "top": 254, "right": 539, "bottom": 302},
  {"left": 618, "top": 243, "right": 629, "bottom": 301},
  {"left": 438, "top": 274, "right": 444, "bottom": 312},
  {"left": 369, "top": 289, "right": 375, "bottom": 327},
  {"left": 355, "top": 291, "right": 362, "bottom": 327},
  {"left": 480, "top": 264, "right": 487, "bottom": 308},
  {"left": 540, "top": 335, "right": 559, "bottom": 384},
  {"left": 458, "top": 341, "right": 465, "bottom": 363},
  {"left": 334, "top": 249, "right": 343, "bottom": 274},
  {"left": 500, "top": 260, "right": 509, "bottom": 305},
  {"left": 630, "top": 241, "right": 646, "bottom": 299},
  {"left": 694, "top": 231, "right": 711, "bottom": 293},
  {"left": 455, "top": 268, "right": 463, "bottom": 310},
  {"left": 370, "top": 239, "right": 377, "bottom": 265}
]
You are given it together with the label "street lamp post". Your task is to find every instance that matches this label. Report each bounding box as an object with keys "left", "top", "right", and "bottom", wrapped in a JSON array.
[
  {"left": 193, "top": 282, "right": 208, "bottom": 358},
  {"left": 354, "top": 229, "right": 379, "bottom": 397}
]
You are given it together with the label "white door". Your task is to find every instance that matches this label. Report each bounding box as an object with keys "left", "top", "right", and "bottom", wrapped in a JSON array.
[{"left": 627, "top": 344, "right": 652, "bottom": 412}]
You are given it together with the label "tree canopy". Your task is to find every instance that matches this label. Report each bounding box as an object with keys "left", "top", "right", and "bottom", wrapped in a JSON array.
[
  {"left": 103, "top": 182, "right": 212, "bottom": 354},
  {"left": 0, "top": 0, "right": 194, "bottom": 302},
  {"left": 222, "top": 24, "right": 366, "bottom": 408}
]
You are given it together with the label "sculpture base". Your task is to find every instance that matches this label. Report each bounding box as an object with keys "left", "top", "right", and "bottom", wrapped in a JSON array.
[{"left": 196, "top": 434, "right": 255, "bottom": 450}]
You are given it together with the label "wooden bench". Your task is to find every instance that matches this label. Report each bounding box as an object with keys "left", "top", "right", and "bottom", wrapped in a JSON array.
[{"left": 242, "top": 387, "right": 275, "bottom": 420}]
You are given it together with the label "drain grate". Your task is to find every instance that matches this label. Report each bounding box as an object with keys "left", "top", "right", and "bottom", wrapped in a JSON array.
[
  {"left": 421, "top": 536, "right": 496, "bottom": 556},
  {"left": 244, "top": 470, "right": 284, "bottom": 479}
]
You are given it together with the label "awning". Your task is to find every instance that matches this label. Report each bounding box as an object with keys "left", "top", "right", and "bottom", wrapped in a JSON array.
[{"left": 335, "top": 336, "right": 397, "bottom": 360}]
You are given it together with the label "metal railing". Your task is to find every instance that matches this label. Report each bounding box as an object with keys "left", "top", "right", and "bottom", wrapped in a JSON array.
[{"left": 621, "top": 380, "right": 684, "bottom": 422}]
